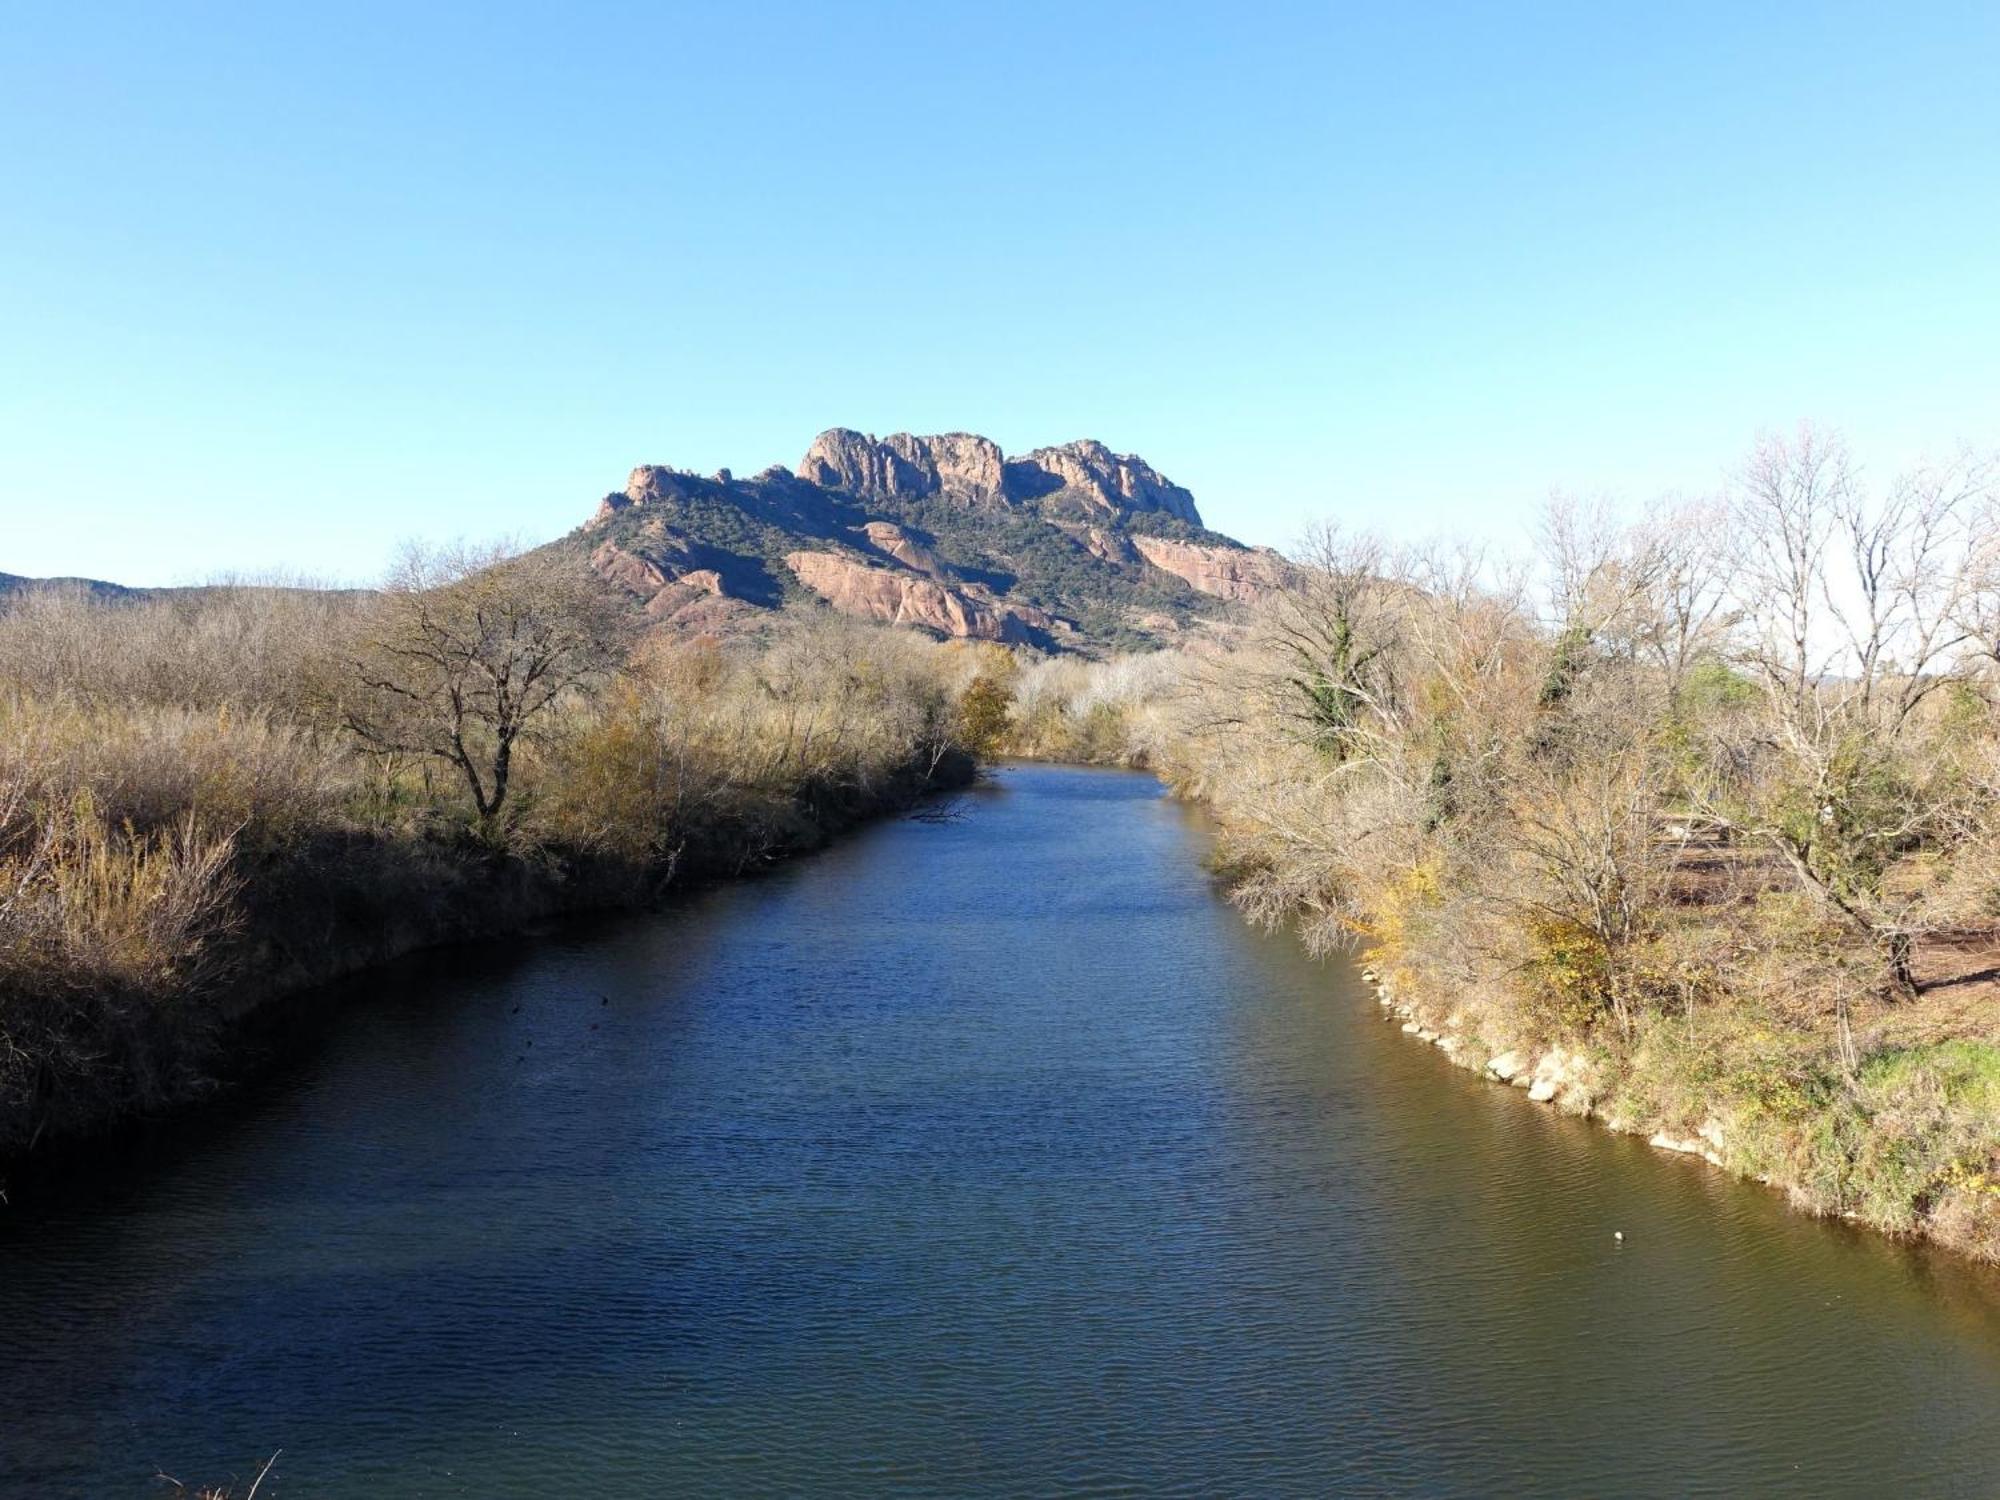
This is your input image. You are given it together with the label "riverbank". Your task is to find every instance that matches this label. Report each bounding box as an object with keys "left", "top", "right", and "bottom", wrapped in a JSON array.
[
  {"left": 1178, "top": 777, "right": 2000, "bottom": 1267},
  {"left": 0, "top": 583, "right": 995, "bottom": 1186},
  {"left": 0, "top": 747, "right": 974, "bottom": 1189},
  {"left": 1336, "top": 936, "right": 2000, "bottom": 1264},
  {"left": 990, "top": 634, "right": 2000, "bottom": 1268}
]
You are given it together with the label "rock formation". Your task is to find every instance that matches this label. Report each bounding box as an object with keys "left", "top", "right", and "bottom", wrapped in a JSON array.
[
  {"left": 1062, "top": 525, "right": 1141, "bottom": 565},
  {"left": 798, "top": 430, "right": 1006, "bottom": 507},
  {"left": 589, "top": 538, "right": 681, "bottom": 595},
  {"left": 797, "top": 430, "right": 1202, "bottom": 525},
  {"left": 589, "top": 465, "right": 711, "bottom": 530},
  {"left": 1005, "top": 440, "right": 1202, "bottom": 524},
  {"left": 1128, "top": 536, "right": 1290, "bottom": 602},
  {"left": 858, "top": 521, "right": 952, "bottom": 579},
  {"left": 568, "top": 427, "right": 1272, "bottom": 652},
  {"left": 784, "top": 551, "right": 1051, "bottom": 644},
  {"left": 590, "top": 534, "right": 751, "bottom": 632}
]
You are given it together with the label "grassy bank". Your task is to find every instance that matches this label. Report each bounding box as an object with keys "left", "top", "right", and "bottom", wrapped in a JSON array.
[
  {"left": 0, "top": 576, "right": 992, "bottom": 1177},
  {"left": 996, "top": 436, "right": 2000, "bottom": 1264}
]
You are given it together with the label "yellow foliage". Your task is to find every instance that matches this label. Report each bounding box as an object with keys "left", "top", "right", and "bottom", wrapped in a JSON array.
[
  {"left": 1522, "top": 911, "right": 1614, "bottom": 1034},
  {"left": 1359, "top": 857, "right": 1442, "bottom": 970},
  {"left": 0, "top": 792, "right": 242, "bottom": 996}
]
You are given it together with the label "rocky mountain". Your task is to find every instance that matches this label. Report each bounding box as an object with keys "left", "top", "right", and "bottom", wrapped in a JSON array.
[
  {"left": 569, "top": 429, "right": 1288, "bottom": 652},
  {"left": 795, "top": 429, "right": 1204, "bottom": 525}
]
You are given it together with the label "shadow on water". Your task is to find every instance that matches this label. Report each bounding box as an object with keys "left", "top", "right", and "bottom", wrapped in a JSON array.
[{"left": 1, "top": 764, "right": 1997, "bottom": 1497}]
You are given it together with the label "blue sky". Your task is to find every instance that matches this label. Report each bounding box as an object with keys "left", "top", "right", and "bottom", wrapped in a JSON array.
[{"left": 4, "top": 2, "right": 1997, "bottom": 585}]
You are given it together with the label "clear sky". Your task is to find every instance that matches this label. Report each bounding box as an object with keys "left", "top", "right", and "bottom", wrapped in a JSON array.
[{"left": 4, "top": 2, "right": 1998, "bottom": 585}]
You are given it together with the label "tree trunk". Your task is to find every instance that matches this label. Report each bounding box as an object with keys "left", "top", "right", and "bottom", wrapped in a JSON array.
[
  {"left": 488, "top": 736, "right": 513, "bottom": 822},
  {"left": 1769, "top": 834, "right": 1917, "bottom": 1000},
  {"left": 1885, "top": 929, "right": 1919, "bottom": 1001}
]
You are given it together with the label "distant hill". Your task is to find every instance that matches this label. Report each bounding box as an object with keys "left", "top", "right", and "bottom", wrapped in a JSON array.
[
  {"left": 557, "top": 429, "right": 1289, "bottom": 652},
  {"left": 0, "top": 572, "right": 141, "bottom": 601}
]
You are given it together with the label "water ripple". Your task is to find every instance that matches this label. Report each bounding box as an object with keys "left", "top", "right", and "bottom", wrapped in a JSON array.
[{"left": 2, "top": 766, "right": 1999, "bottom": 1497}]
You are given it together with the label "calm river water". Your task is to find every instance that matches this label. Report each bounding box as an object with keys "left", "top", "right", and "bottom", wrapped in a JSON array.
[{"left": 3, "top": 764, "right": 1999, "bottom": 1496}]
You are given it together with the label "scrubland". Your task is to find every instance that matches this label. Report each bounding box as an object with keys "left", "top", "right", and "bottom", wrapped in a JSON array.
[
  {"left": 0, "top": 553, "right": 991, "bottom": 1167},
  {"left": 1001, "top": 428, "right": 2000, "bottom": 1262}
]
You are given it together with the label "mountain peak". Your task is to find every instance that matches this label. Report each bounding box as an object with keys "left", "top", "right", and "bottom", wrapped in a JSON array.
[
  {"left": 799, "top": 429, "right": 1006, "bottom": 508},
  {"left": 797, "top": 429, "right": 1201, "bottom": 527}
]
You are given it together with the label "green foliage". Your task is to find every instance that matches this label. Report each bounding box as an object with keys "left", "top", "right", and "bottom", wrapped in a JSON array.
[
  {"left": 1421, "top": 746, "right": 1456, "bottom": 833},
  {"left": 1537, "top": 621, "right": 1594, "bottom": 709},
  {"left": 956, "top": 672, "right": 1014, "bottom": 758},
  {"left": 1773, "top": 735, "right": 1921, "bottom": 903},
  {"left": 1287, "top": 610, "right": 1384, "bottom": 759},
  {"left": 1860, "top": 1040, "right": 2000, "bottom": 1114},
  {"left": 1935, "top": 680, "right": 1992, "bottom": 749},
  {"left": 1605, "top": 1019, "right": 2000, "bottom": 1239},
  {"left": 1676, "top": 659, "right": 1758, "bottom": 716},
  {"left": 1779, "top": 1040, "right": 2000, "bottom": 1230}
]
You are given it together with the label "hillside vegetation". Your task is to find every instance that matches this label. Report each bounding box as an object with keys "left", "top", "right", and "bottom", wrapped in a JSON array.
[
  {"left": 0, "top": 551, "right": 999, "bottom": 1171},
  {"left": 997, "top": 427, "right": 2000, "bottom": 1262}
]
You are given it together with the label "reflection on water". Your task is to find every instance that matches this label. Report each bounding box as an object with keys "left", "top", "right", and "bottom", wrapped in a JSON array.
[{"left": 1, "top": 765, "right": 1997, "bottom": 1496}]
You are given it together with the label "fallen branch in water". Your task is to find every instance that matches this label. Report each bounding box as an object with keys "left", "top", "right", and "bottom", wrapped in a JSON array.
[{"left": 154, "top": 1448, "right": 280, "bottom": 1499}]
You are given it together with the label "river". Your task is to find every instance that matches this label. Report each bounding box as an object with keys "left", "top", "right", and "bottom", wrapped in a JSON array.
[{"left": 2, "top": 764, "right": 1998, "bottom": 1496}]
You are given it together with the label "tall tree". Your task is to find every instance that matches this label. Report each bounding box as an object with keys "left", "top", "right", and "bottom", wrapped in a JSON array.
[{"left": 343, "top": 544, "right": 630, "bottom": 824}]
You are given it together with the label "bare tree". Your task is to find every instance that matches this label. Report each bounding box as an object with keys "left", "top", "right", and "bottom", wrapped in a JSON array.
[
  {"left": 1630, "top": 496, "right": 1736, "bottom": 700},
  {"left": 1827, "top": 448, "right": 1992, "bottom": 730},
  {"left": 1693, "top": 429, "right": 1999, "bottom": 996},
  {"left": 1534, "top": 493, "right": 1672, "bottom": 712},
  {"left": 1732, "top": 423, "right": 1852, "bottom": 719},
  {"left": 1254, "top": 524, "right": 1407, "bottom": 762},
  {"left": 342, "top": 543, "right": 631, "bottom": 824},
  {"left": 1499, "top": 704, "right": 1675, "bottom": 1037}
]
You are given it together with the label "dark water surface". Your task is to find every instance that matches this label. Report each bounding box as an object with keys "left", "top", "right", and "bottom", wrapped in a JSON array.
[{"left": 4, "top": 765, "right": 1999, "bottom": 1497}]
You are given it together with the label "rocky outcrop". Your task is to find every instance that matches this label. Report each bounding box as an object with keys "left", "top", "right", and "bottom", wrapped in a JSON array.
[
  {"left": 669, "top": 568, "right": 725, "bottom": 598},
  {"left": 1064, "top": 525, "right": 1141, "bottom": 566},
  {"left": 784, "top": 551, "right": 1051, "bottom": 643},
  {"left": 1130, "top": 536, "right": 1289, "bottom": 601},
  {"left": 859, "top": 521, "right": 952, "bottom": 579},
  {"left": 1007, "top": 440, "right": 1202, "bottom": 524},
  {"left": 590, "top": 539, "right": 677, "bottom": 595},
  {"left": 639, "top": 577, "right": 742, "bottom": 630},
  {"left": 798, "top": 430, "right": 1006, "bottom": 507},
  {"left": 623, "top": 465, "right": 708, "bottom": 505},
  {"left": 589, "top": 465, "right": 716, "bottom": 529},
  {"left": 589, "top": 534, "right": 734, "bottom": 626},
  {"left": 798, "top": 429, "right": 1202, "bottom": 525},
  {"left": 1523, "top": 1048, "right": 1597, "bottom": 1107}
]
